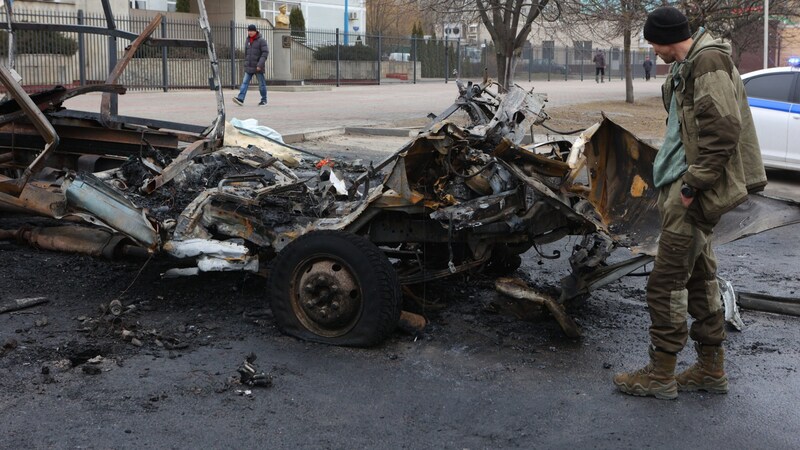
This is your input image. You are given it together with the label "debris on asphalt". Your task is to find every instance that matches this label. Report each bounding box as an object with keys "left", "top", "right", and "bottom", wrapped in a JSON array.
[
  {"left": 237, "top": 353, "right": 273, "bottom": 388},
  {"left": 397, "top": 311, "right": 428, "bottom": 335},
  {"left": 737, "top": 291, "right": 800, "bottom": 317},
  {"left": 720, "top": 278, "right": 745, "bottom": 331},
  {"left": 1, "top": 338, "right": 19, "bottom": 357},
  {"left": 0, "top": 297, "right": 48, "bottom": 315},
  {"left": 109, "top": 300, "right": 124, "bottom": 316},
  {"left": 81, "top": 365, "right": 102, "bottom": 375},
  {"left": 495, "top": 277, "right": 581, "bottom": 338}
]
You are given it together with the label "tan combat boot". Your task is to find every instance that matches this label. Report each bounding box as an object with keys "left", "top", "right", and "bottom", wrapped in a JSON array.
[
  {"left": 676, "top": 343, "right": 728, "bottom": 394},
  {"left": 613, "top": 346, "right": 678, "bottom": 400}
]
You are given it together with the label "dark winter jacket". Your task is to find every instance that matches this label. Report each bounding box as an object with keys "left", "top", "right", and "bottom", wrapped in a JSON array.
[
  {"left": 661, "top": 28, "right": 766, "bottom": 221},
  {"left": 244, "top": 32, "right": 269, "bottom": 74},
  {"left": 593, "top": 52, "right": 605, "bottom": 68},
  {"left": 643, "top": 59, "right": 653, "bottom": 72}
]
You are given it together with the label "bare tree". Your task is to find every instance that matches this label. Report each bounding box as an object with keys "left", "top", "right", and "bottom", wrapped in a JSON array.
[
  {"left": 423, "top": 0, "right": 562, "bottom": 90},
  {"left": 561, "top": 0, "right": 658, "bottom": 103},
  {"left": 681, "top": 0, "right": 799, "bottom": 66},
  {"left": 368, "top": 0, "right": 425, "bottom": 37}
]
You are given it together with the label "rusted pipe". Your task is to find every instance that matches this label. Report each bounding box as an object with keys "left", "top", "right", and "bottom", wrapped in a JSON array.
[{"left": 1, "top": 226, "right": 146, "bottom": 259}]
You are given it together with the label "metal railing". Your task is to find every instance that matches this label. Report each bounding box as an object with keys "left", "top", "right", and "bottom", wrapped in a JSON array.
[{"left": 0, "top": 9, "right": 659, "bottom": 92}]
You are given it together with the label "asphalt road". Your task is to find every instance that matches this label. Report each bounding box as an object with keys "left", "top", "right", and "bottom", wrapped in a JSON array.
[
  {"left": 3, "top": 86, "right": 800, "bottom": 448},
  {"left": 62, "top": 79, "right": 664, "bottom": 135},
  {"left": 2, "top": 218, "right": 799, "bottom": 448}
]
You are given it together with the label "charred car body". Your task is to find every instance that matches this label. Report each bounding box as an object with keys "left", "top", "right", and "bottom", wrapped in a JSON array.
[{"left": 3, "top": 2, "right": 800, "bottom": 346}]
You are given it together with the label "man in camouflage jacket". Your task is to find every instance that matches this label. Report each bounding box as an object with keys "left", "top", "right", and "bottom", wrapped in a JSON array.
[{"left": 613, "top": 6, "right": 767, "bottom": 400}]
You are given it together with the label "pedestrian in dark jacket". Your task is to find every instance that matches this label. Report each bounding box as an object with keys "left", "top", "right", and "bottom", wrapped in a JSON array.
[
  {"left": 593, "top": 49, "right": 605, "bottom": 83},
  {"left": 613, "top": 6, "right": 766, "bottom": 401},
  {"left": 233, "top": 24, "right": 270, "bottom": 106},
  {"left": 643, "top": 55, "right": 654, "bottom": 80}
]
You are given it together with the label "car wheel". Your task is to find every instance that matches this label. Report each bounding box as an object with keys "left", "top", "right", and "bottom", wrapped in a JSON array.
[{"left": 268, "top": 231, "right": 401, "bottom": 346}]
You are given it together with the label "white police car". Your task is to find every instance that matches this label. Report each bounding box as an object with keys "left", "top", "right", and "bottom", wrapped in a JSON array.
[{"left": 741, "top": 58, "right": 800, "bottom": 171}]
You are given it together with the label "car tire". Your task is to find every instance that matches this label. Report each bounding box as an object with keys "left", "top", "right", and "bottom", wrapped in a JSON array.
[{"left": 267, "top": 230, "right": 401, "bottom": 347}]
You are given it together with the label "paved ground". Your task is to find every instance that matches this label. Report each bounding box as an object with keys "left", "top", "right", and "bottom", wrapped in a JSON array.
[
  {"left": 3, "top": 81, "right": 799, "bottom": 448},
  {"left": 63, "top": 79, "right": 664, "bottom": 135}
]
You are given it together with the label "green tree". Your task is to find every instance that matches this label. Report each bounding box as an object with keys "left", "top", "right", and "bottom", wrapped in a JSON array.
[
  {"left": 246, "top": 0, "right": 261, "bottom": 18},
  {"left": 290, "top": 7, "right": 306, "bottom": 39},
  {"left": 176, "top": 0, "right": 190, "bottom": 13}
]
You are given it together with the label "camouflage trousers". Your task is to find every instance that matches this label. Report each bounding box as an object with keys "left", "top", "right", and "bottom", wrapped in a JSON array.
[{"left": 647, "top": 179, "right": 726, "bottom": 354}]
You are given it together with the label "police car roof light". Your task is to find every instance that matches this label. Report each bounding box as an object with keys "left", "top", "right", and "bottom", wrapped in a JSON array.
[{"left": 788, "top": 56, "right": 800, "bottom": 68}]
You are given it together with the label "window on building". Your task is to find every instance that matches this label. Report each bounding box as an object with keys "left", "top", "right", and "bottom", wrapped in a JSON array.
[
  {"left": 612, "top": 47, "right": 620, "bottom": 61},
  {"left": 260, "top": 0, "right": 273, "bottom": 19},
  {"left": 167, "top": 0, "right": 177, "bottom": 12},
  {"left": 130, "top": 0, "right": 147, "bottom": 9},
  {"left": 542, "top": 40, "right": 554, "bottom": 61},
  {"left": 259, "top": 1, "right": 301, "bottom": 21},
  {"left": 574, "top": 41, "right": 591, "bottom": 60}
]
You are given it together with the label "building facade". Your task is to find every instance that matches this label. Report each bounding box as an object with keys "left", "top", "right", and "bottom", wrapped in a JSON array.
[{"left": 14, "top": 0, "right": 366, "bottom": 32}]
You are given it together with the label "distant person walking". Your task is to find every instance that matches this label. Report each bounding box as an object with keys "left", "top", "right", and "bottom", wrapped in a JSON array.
[
  {"left": 643, "top": 55, "right": 654, "bottom": 81},
  {"left": 593, "top": 49, "right": 606, "bottom": 83},
  {"left": 233, "top": 24, "right": 269, "bottom": 106}
]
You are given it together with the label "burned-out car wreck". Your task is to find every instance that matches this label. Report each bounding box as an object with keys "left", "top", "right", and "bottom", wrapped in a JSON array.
[{"left": 3, "top": 2, "right": 800, "bottom": 346}]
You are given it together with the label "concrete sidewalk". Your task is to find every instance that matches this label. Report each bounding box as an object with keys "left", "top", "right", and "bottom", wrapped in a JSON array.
[{"left": 62, "top": 79, "right": 663, "bottom": 136}]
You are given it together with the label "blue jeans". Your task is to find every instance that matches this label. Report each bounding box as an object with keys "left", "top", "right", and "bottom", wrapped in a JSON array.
[{"left": 237, "top": 71, "right": 267, "bottom": 103}]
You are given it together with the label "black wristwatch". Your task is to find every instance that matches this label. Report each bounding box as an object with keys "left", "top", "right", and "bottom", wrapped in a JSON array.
[{"left": 680, "top": 182, "right": 696, "bottom": 198}]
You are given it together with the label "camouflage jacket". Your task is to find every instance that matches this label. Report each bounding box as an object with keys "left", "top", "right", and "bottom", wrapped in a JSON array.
[{"left": 662, "top": 29, "right": 767, "bottom": 220}]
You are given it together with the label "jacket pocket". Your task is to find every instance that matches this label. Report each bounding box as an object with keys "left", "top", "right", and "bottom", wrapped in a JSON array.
[{"left": 697, "top": 169, "right": 746, "bottom": 220}]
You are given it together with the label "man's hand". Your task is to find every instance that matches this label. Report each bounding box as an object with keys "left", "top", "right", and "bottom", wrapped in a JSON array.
[
  {"left": 680, "top": 192, "right": 694, "bottom": 208},
  {"left": 257, "top": 67, "right": 263, "bottom": 72},
  {"left": 680, "top": 182, "right": 696, "bottom": 208}
]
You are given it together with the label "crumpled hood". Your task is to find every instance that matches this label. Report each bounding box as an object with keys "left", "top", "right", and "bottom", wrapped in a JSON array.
[{"left": 688, "top": 28, "right": 731, "bottom": 59}]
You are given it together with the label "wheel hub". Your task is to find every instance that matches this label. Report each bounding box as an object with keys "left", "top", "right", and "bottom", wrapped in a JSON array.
[{"left": 293, "top": 258, "right": 361, "bottom": 335}]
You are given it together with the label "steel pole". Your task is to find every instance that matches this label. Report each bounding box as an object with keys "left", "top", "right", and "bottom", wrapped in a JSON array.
[{"left": 764, "top": 0, "right": 769, "bottom": 69}]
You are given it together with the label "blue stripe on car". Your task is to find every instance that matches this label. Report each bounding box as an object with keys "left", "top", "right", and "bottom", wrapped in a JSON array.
[{"left": 748, "top": 97, "right": 793, "bottom": 113}]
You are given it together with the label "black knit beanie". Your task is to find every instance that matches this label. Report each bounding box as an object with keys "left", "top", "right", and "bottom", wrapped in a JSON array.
[{"left": 644, "top": 7, "right": 691, "bottom": 45}]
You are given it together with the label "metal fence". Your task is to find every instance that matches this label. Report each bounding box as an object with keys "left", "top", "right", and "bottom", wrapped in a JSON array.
[{"left": 0, "top": 9, "right": 659, "bottom": 92}]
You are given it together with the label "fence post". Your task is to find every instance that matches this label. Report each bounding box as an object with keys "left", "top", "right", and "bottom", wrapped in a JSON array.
[
  {"left": 377, "top": 33, "right": 382, "bottom": 85},
  {"left": 108, "top": 36, "right": 118, "bottom": 115},
  {"left": 547, "top": 57, "right": 551, "bottom": 82},
  {"left": 161, "top": 17, "right": 169, "bottom": 92},
  {"left": 77, "top": 10, "right": 86, "bottom": 87},
  {"left": 564, "top": 46, "right": 568, "bottom": 81},
  {"left": 456, "top": 38, "right": 461, "bottom": 77},
  {"left": 528, "top": 50, "right": 532, "bottom": 82},
  {"left": 444, "top": 34, "right": 449, "bottom": 83},
  {"left": 483, "top": 39, "right": 488, "bottom": 73},
  {"left": 230, "top": 20, "right": 237, "bottom": 89},
  {"left": 335, "top": 28, "right": 340, "bottom": 87},
  {"left": 413, "top": 37, "right": 417, "bottom": 84},
  {"left": 580, "top": 47, "right": 584, "bottom": 81}
]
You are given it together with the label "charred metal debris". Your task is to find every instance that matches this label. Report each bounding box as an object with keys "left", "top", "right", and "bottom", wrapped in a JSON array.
[{"left": 3, "top": 4, "right": 800, "bottom": 344}]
